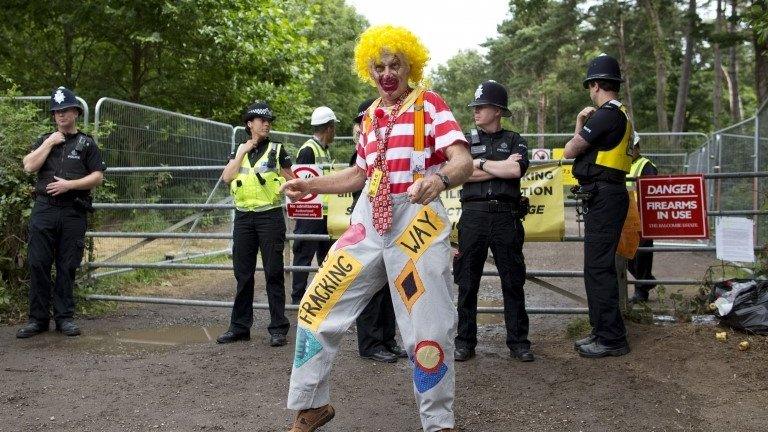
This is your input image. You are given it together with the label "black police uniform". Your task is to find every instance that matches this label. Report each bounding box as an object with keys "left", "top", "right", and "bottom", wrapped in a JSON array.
[
  {"left": 290, "top": 141, "right": 333, "bottom": 304},
  {"left": 27, "top": 131, "right": 104, "bottom": 327},
  {"left": 574, "top": 100, "right": 632, "bottom": 347},
  {"left": 454, "top": 128, "right": 531, "bottom": 354},
  {"left": 228, "top": 139, "right": 292, "bottom": 337}
]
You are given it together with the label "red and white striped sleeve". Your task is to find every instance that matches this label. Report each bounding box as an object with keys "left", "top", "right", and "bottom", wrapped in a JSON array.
[{"left": 424, "top": 91, "right": 468, "bottom": 155}]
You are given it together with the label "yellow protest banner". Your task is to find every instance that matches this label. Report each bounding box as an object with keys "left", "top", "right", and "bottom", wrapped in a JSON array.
[
  {"left": 551, "top": 148, "right": 578, "bottom": 186},
  {"left": 327, "top": 193, "right": 355, "bottom": 239},
  {"left": 328, "top": 164, "right": 565, "bottom": 242},
  {"left": 520, "top": 163, "right": 565, "bottom": 241}
]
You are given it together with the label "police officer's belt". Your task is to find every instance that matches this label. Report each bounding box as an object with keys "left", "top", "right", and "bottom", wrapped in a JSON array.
[
  {"left": 462, "top": 200, "right": 519, "bottom": 213},
  {"left": 36, "top": 196, "right": 75, "bottom": 207}
]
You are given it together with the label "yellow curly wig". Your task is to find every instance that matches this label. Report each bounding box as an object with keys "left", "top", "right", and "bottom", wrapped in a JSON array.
[{"left": 353, "top": 25, "right": 430, "bottom": 87}]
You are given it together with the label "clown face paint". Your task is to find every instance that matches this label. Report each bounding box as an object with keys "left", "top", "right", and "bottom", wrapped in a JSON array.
[{"left": 371, "top": 52, "right": 410, "bottom": 99}]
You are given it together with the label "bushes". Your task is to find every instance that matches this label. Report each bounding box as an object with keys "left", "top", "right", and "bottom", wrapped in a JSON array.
[{"left": 0, "top": 88, "right": 49, "bottom": 322}]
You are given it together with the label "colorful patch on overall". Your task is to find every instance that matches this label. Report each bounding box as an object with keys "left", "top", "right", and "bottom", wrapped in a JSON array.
[
  {"left": 297, "top": 249, "right": 363, "bottom": 332},
  {"left": 293, "top": 327, "right": 322, "bottom": 368},
  {"left": 412, "top": 340, "right": 448, "bottom": 393},
  {"left": 395, "top": 205, "right": 445, "bottom": 263},
  {"left": 394, "top": 260, "right": 425, "bottom": 313},
  {"left": 334, "top": 223, "right": 366, "bottom": 250}
]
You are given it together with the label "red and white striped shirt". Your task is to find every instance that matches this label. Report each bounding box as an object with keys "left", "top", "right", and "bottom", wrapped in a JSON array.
[{"left": 356, "top": 90, "right": 467, "bottom": 194}]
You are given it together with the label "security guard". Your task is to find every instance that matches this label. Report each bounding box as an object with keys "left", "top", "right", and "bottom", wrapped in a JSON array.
[
  {"left": 18, "top": 86, "right": 105, "bottom": 338},
  {"left": 218, "top": 100, "right": 294, "bottom": 347},
  {"left": 625, "top": 135, "right": 658, "bottom": 302},
  {"left": 290, "top": 106, "right": 338, "bottom": 305},
  {"left": 454, "top": 80, "right": 533, "bottom": 362},
  {"left": 564, "top": 54, "right": 632, "bottom": 358}
]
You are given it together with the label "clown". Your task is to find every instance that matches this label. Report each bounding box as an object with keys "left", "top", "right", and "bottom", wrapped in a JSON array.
[{"left": 281, "top": 25, "right": 472, "bottom": 432}]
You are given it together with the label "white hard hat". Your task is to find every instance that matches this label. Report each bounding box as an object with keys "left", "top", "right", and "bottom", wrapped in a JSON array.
[{"left": 310, "top": 106, "right": 339, "bottom": 126}]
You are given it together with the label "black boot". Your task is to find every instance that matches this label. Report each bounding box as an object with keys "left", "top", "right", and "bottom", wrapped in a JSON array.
[{"left": 16, "top": 321, "right": 48, "bottom": 338}]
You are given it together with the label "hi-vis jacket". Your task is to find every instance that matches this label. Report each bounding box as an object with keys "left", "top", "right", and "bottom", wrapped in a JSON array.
[{"left": 230, "top": 142, "right": 285, "bottom": 211}]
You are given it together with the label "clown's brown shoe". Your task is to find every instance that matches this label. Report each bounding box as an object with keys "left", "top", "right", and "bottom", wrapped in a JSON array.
[{"left": 288, "top": 404, "right": 335, "bottom": 432}]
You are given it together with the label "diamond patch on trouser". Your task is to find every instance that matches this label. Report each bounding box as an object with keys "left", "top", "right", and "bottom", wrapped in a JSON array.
[
  {"left": 413, "top": 340, "right": 448, "bottom": 393},
  {"left": 394, "top": 260, "right": 425, "bottom": 313},
  {"left": 293, "top": 327, "right": 322, "bottom": 368}
]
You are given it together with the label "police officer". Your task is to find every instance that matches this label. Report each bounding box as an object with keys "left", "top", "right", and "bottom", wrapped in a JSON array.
[
  {"left": 290, "top": 106, "right": 338, "bottom": 305},
  {"left": 454, "top": 80, "right": 533, "bottom": 362},
  {"left": 564, "top": 54, "right": 633, "bottom": 358},
  {"left": 17, "top": 86, "right": 105, "bottom": 338},
  {"left": 626, "top": 135, "right": 658, "bottom": 302},
  {"left": 349, "top": 98, "right": 405, "bottom": 363},
  {"left": 218, "top": 100, "right": 294, "bottom": 346}
]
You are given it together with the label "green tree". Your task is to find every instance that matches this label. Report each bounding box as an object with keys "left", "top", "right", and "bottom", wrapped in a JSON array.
[
  {"left": 431, "top": 50, "right": 490, "bottom": 132},
  {"left": 304, "top": 0, "right": 370, "bottom": 137},
  {"left": 0, "top": 88, "right": 50, "bottom": 320}
]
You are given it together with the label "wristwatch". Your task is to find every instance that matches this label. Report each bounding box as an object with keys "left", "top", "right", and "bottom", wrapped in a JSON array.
[
  {"left": 436, "top": 172, "right": 450, "bottom": 189},
  {"left": 478, "top": 158, "right": 487, "bottom": 171}
]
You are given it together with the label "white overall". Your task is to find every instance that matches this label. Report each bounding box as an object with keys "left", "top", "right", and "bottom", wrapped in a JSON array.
[{"left": 287, "top": 189, "right": 457, "bottom": 432}]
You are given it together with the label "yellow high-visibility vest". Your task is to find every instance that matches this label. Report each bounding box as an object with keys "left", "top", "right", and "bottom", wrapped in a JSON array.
[
  {"left": 229, "top": 142, "right": 285, "bottom": 212},
  {"left": 593, "top": 101, "right": 633, "bottom": 173},
  {"left": 625, "top": 156, "right": 656, "bottom": 189}
]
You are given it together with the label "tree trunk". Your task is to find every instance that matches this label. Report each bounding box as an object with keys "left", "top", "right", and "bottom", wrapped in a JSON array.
[
  {"left": 617, "top": 10, "right": 635, "bottom": 122},
  {"left": 728, "top": 0, "right": 742, "bottom": 122},
  {"left": 523, "top": 89, "right": 531, "bottom": 133},
  {"left": 537, "top": 81, "right": 546, "bottom": 146},
  {"left": 672, "top": 0, "right": 696, "bottom": 133},
  {"left": 713, "top": 0, "right": 724, "bottom": 129},
  {"left": 640, "top": 0, "right": 669, "bottom": 131},
  {"left": 130, "top": 43, "right": 143, "bottom": 102},
  {"left": 755, "top": 30, "right": 768, "bottom": 106},
  {"left": 63, "top": 24, "right": 74, "bottom": 87}
]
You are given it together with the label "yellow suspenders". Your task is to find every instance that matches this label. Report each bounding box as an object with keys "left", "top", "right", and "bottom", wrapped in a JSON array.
[{"left": 362, "top": 89, "right": 427, "bottom": 181}]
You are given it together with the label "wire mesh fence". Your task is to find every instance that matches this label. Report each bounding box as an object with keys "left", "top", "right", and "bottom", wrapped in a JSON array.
[
  {"left": 232, "top": 126, "right": 356, "bottom": 164},
  {"left": 91, "top": 98, "right": 234, "bottom": 269},
  {"left": 36, "top": 94, "right": 758, "bottom": 307},
  {"left": 520, "top": 132, "right": 707, "bottom": 174}
]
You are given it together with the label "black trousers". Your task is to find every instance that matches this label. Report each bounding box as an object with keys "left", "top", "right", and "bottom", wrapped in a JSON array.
[
  {"left": 356, "top": 284, "right": 397, "bottom": 356},
  {"left": 582, "top": 182, "right": 629, "bottom": 346},
  {"left": 27, "top": 201, "right": 87, "bottom": 325},
  {"left": 230, "top": 208, "right": 289, "bottom": 336},
  {"left": 628, "top": 239, "right": 656, "bottom": 292},
  {"left": 455, "top": 209, "right": 529, "bottom": 351},
  {"left": 291, "top": 217, "right": 333, "bottom": 304}
]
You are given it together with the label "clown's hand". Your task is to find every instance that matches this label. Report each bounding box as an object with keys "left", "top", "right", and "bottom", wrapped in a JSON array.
[
  {"left": 280, "top": 178, "right": 311, "bottom": 202},
  {"left": 407, "top": 175, "right": 444, "bottom": 205}
]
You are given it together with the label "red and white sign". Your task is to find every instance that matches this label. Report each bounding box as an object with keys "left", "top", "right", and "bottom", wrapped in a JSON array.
[
  {"left": 637, "top": 174, "right": 708, "bottom": 239},
  {"left": 287, "top": 164, "right": 323, "bottom": 219},
  {"left": 532, "top": 148, "right": 551, "bottom": 160}
]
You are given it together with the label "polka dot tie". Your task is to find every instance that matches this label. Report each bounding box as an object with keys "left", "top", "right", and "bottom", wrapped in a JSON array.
[{"left": 369, "top": 93, "right": 408, "bottom": 235}]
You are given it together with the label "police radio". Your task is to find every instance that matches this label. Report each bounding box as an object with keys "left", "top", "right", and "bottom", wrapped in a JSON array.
[{"left": 469, "top": 129, "right": 486, "bottom": 156}]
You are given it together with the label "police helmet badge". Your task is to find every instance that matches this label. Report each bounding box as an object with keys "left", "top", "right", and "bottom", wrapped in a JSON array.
[
  {"left": 474, "top": 84, "right": 483, "bottom": 100},
  {"left": 53, "top": 89, "right": 66, "bottom": 104}
]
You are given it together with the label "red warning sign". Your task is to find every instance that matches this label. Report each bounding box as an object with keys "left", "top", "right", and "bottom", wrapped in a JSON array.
[
  {"left": 637, "top": 174, "right": 708, "bottom": 239},
  {"left": 287, "top": 165, "right": 323, "bottom": 219}
]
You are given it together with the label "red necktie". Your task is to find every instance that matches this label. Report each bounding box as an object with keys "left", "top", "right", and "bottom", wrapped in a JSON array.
[{"left": 370, "top": 94, "right": 408, "bottom": 235}]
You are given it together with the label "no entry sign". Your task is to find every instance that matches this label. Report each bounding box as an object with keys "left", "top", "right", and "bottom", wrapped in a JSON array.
[
  {"left": 637, "top": 174, "right": 708, "bottom": 239},
  {"left": 287, "top": 164, "right": 323, "bottom": 219}
]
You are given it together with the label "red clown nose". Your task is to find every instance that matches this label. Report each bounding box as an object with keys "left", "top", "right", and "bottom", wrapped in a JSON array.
[{"left": 374, "top": 108, "right": 385, "bottom": 119}]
